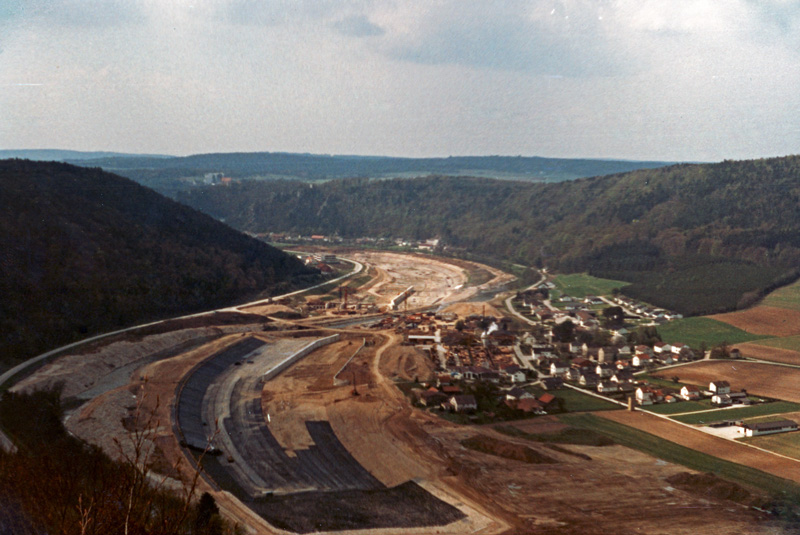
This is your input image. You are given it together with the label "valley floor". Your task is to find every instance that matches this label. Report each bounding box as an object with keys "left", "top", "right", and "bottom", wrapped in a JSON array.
[{"left": 8, "top": 250, "right": 797, "bottom": 534}]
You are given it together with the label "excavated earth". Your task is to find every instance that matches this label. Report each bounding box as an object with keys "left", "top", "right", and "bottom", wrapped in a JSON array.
[{"left": 10, "top": 253, "right": 787, "bottom": 534}]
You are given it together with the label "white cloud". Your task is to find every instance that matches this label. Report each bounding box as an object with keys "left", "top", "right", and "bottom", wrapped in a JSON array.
[{"left": 2, "top": 1, "right": 800, "bottom": 161}]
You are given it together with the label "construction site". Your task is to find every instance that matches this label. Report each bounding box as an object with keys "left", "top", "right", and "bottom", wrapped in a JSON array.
[{"left": 8, "top": 251, "right": 782, "bottom": 534}]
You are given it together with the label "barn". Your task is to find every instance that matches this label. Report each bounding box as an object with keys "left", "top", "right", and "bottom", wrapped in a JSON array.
[{"left": 738, "top": 420, "right": 798, "bottom": 437}]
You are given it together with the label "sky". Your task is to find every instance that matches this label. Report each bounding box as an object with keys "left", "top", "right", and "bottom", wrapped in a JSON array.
[{"left": 2, "top": 0, "right": 800, "bottom": 162}]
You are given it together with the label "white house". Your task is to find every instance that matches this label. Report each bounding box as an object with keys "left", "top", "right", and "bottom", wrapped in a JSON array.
[
  {"left": 550, "top": 361, "right": 569, "bottom": 376},
  {"left": 710, "top": 381, "right": 731, "bottom": 395},
  {"left": 680, "top": 385, "right": 701, "bottom": 401},
  {"left": 635, "top": 387, "right": 654, "bottom": 406},
  {"left": 653, "top": 342, "right": 673, "bottom": 354},
  {"left": 450, "top": 395, "right": 478, "bottom": 413},
  {"left": 711, "top": 394, "right": 732, "bottom": 406}
]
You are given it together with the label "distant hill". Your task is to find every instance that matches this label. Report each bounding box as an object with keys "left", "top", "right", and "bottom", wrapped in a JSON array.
[
  {"left": 11, "top": 151, "right": 675, "bottom": 196},
  {"left": 176, "top": 155, "right": 800, "bottom": 316},
  {"left": 0, "top": 159, "right": 319, "bottom": 365},
  {"left": 0, "top": 149, "right": 171, "bottom": 161},
  {"left": 71, "top": 151, "right": 674, "bottom": 180}
]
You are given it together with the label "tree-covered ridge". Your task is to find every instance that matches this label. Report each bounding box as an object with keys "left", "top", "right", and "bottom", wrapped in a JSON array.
[
  {"left": 0, "top": 159, "right": 319, "bottom": 365},
  {"left": 177, "top": 155, "right": 800, "bottom": 315},
  {"left": 60, "top": 151, "right": 673, "bottom": 183}
]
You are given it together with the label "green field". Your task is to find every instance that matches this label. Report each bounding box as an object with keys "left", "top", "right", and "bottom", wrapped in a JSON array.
[
  {"left": 671, "top": 402, "right": 800, "bottom": 425},
  {"left": 643, "top": 401, "right": 712, "bottom": 415},
  {"left": 740, "top": 431, "right": 800, "bottom": 461},
  {"left": 551, "top": 273, "right": 628, "bottom": 299},
  {"left": 751, "top": 334, "right": 800, "bottom": 352},
  {"left": 560, "top": 413, "right": 800, "bottom": 497},
  {"left": 657, "top": 316, "right": 769, "bottom": 348},
  {"left": 763, "top": 279, "right": 800, "bottom": 311},
  {"left": 556, "top": 387, "right": 622, "bottom": 412},
  {"left": 528, "top": 385, "right": 622, "bottom": 412}
]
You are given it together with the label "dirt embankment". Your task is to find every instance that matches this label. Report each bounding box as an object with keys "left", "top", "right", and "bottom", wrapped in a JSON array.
[{"left": 378, "top": 344, "right": 436, "bottom": 383}]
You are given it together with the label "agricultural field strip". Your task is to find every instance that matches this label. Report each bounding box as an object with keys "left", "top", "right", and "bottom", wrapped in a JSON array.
[
  {"left": 669, "top": 402, "right": 800, "bottom": 425},
  {"left": 561, "top": 383, "right": 628, "bottom": 409},
  {"left": 567, "top": 412, "right": 800, "bottom": 496},
  {"left": 634, "top": 394, "right": 800, "bottom": 468},
  {"left": 750, "top": 335, "right": 800, "bottom": 351},
  {"left": 563, "top": 361, "right": 800, "bottom": 469}
]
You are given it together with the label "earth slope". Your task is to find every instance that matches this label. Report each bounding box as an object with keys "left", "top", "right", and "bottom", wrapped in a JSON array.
[{"left": 0, "top": 159, "right": 318, "bottom": 365}]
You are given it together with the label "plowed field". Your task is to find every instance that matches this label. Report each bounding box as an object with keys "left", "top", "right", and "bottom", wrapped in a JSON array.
[
  {"left": 655, "top": 360, "right": 800, "bottom": 402},
  {"left": 737, "top": 342, "right": 800, "bottom": 365},
  {"left": 599, "top": 410, "right": 800, "bottom": 483},
  {"left": 710, "top": 306, "right": 800, "bottom": 337}
]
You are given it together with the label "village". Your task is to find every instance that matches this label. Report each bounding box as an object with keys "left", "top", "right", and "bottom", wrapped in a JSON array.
[{"left": 360, "top": 283, "right": 799, "bottom": 441}]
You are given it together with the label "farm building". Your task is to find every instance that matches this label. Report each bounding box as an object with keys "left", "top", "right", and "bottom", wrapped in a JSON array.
[{"left": 738, "top": 420, "right": 798, "bottom": 437}]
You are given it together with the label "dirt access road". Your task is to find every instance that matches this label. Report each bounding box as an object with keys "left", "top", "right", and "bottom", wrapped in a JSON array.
[{"left": 8, "top": 251, "right": 781, "bottom": 534}]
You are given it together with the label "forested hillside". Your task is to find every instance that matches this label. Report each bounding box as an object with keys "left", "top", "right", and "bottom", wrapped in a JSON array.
[
  {"left": 0, "top": 159, "right": 319, "bottom": 365},
  {"left": 49, "top": 151, "right": 672, "bottom": 186},
  {"left": 177, "top": 155, "right": 800, "bottom": 315}
]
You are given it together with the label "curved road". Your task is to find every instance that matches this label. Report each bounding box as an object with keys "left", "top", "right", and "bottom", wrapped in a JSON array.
[{"left": 0, "top": 257, "right": 363, "bottom": 452}]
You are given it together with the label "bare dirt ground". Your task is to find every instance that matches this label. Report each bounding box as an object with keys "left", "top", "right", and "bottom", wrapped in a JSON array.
[
  {"left": 299, "top": 334, "right": 773, "bottom": 535},
  {"left": 655, "top": 360, "right": 800, "bottom": 402},
  {"left": 441, "top": 301, "right": 504, "bottom": 318},
  {"left": 9, "top": 251, "right": 783, "bottom": 534},
  {"left": 737, "top": 342, "right": 800, "bottom": 365},
  {"left": 377, "top": 344, "right": 436, "bottom": 383},
  {"left": 348, "top": 251, "right": 469, "bottom": 309},
  {"left": 710, "top": 306, "right": 800, "bottom": 337},
  {"left": 347, "top": 251, "right": 514, "bottom": 310}
]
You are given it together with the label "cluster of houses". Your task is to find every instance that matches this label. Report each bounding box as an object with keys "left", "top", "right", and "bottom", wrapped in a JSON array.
[
  {"left": 611, "top": 296, "right": 683, "bottom": 322},
  {"left": 414, "top": 370, "right": 556, "bottom": 415},
  {"left": 633, "top": 380, "right": 749, "bottom": 407}
]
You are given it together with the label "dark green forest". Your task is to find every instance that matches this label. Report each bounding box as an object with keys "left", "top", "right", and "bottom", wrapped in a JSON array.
[
  {"left": 176, "top": 155, "right": 800, "bottom": 315},
  {"left": 0, "top": 159, "right": 319, "bottom": 366}
]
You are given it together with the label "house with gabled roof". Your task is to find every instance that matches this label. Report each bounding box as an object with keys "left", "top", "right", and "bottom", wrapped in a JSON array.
[
  {"left": 503, "top": 365, "right": 526, "bottom": 383},
  {"left": 507, "top": 398, "right": 545, "bottom": 414},
  {"left": 419, "top": 390, "right": 448, "bottom": 407},
  {"left": 450, "top": 395, "right": 477, "bottom": 413},
  {"left": 538, "top": 392, "right": 557, "bottom": 407},
  {"left": 680, "top": 385, "right": 701, "bottom": 401},
  {"left": 579, "top": 372, "right": 600, "bottom": 388},
  {"left": 670, "top": 342, "right": 688, "bottom": 355},
  {"left": 635, "top": 386, "right": 654, "bottom": 405},
  {"left": 550, "top": 361, "right": 569, "bottom": 376},
  {"left": 598, "top": 381, "right": 620, "bottom": 394},
  {"left": 571, "top": 357, "right": 593, "bottom": 370},
  {"left": 611, "top": 369, "right": 634, "bottom": 383},
  {"left": 505, "top": 387, "right": 535, "bottom": 401},
  {"left": 596, "top": 363, "right": 616, "bottom": 378},
  {"left": 541, "top": 377, "right": 563, "bottom": 390},
  {"left": 710, "top": 381, "right": 731, "bottom": 394}
]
